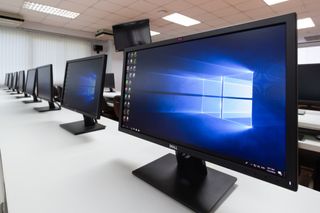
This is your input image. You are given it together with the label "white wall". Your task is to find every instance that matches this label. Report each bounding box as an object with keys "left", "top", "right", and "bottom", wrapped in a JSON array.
[
  {"left": 0, "top": 26, "right": 92, "bottom": 85},
  {"left": 298, "top": 46, "right": 320, "bottom": 64}
]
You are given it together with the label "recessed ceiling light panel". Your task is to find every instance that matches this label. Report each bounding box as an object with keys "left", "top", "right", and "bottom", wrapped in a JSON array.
[
  {"left": 264, "top": 0, "right": 288, "bottom": 6},
  {"left": 297, "top": 18, "right": 315, "bottom": 30},
  {"left": 162, "top": 13, "right": 200, "bottom": 27},
  {"left": 23, "top": 1, "right": 79, "bottom": 19},
  {"left": 150, "top": 30, "right": 160, "bottom": 36}
]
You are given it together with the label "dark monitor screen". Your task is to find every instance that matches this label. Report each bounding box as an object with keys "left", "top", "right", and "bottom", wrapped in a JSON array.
[
  {"left": 25, "top": 69, "right": 37, "bottom": 95},
  {"left": 62, "top": 55, "right": 107, "bottom": 118},
  {"left": 298, "top": 64, "right": 320, "bottom": 104},
  {"left": 13, "top": 72, "right": 18, "bottom": 89},
  {"left": 105, "top": 73, "right": 115, "bottom": 89},
  {"left": 8, "top": 73, "right": 12, "bottom": 88},
  {"left": 112, "top": 19, "right": 151, "bottom": 51},
  {"left": 37, "top": 65, "right": 53, "bottom": 102},
  {"left": 17, "top": 71, "right": 25, "bottom": 92},
  {"left": 120, "top": 14, "right": 297, "bottom": 191},
  {"left": 4, "top": 74, "right": 8, "bottom": 86}
]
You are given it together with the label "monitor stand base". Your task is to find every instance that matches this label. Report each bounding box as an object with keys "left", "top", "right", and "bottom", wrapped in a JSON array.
[
  {"left": 34, "top": 102, "right": 61, "bottom": 112},
  {"left": 22, "top": 96, "right": 41, "bottom": 104},
  {"left": 16, "top": 94, "right": 30, "bottom": 99},
  {"left": 132, "top": 152, "right": 237, "bottom": 213},
  {"left": 60, "top": 115, "right": 105, "bottom": 135}
]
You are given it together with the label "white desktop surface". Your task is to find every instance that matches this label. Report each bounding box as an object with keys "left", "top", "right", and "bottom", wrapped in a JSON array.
[
  {"left": 103, "top": 91, "right": 121, "bottom": 98},
  {"left": 298, "top": 109, "right": 320, "bottom": 152},
  {"left": 1, "top": 90, "right": 320, "bottom": 213}
]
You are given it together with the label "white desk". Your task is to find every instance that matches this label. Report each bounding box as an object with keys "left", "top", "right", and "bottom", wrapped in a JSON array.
[
  {"left": 298, "top": 109, "right": 320, "bottom": 153},
  {"left": 0, "top": 90, "right": 320, "bottom": 213}
]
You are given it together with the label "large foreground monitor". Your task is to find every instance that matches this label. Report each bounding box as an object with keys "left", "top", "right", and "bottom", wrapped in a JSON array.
[
  {"left": 60, "top": 55, "right": 107, "bottom": 135},
  {"left": 34, "top": 64, "right": 60, "bottom": 112},
  {"left": 119, "top": 14, "right": 297, "bottom": 212},
  {"left": 298, "top": 64, "right": 320, "bottom": 107},
  {"left": 23, "top": 69, "right": 41, "bottom": 104},
  {"left": 112, "top": 19, "right": 151, "bottom": 51}
]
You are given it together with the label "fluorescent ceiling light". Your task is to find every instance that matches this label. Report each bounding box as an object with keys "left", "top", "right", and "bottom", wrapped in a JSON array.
[
  {"left": 297, "top": 18, "right": 315, "bottom": 30},
  {"left": 23, "top": 1, "right": 79, "bottom": 19},
  {"left": 162, "top": 13, "right": 200, "bottom": 27},
  {"left": 150, "top": 30, "right": 160, "bottom": 36},
  {"left": 263, "top": 0, "right": 288, "bottom": 5}
]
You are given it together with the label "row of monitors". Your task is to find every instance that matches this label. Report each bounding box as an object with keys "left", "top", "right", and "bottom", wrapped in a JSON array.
[{"left": 3, "top": 13, "right": 298, "bottom": 213}]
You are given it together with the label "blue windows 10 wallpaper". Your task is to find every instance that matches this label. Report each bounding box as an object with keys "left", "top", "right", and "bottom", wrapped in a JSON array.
[
  {"left": 124, "top": 24, "right": 287, "bottom": 176},
  {"left": 63, "top": 58, "right": 104, "bottom": 116}
]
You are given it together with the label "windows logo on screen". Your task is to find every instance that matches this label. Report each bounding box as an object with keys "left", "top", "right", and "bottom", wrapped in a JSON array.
[
  {"left": 202, "top": 71, "right": 253, "bottom": 127},
  {"left": 79, "top": 73, "right": 97, "bottom": 103}
]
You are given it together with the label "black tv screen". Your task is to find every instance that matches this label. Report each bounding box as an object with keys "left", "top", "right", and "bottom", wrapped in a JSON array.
[
  {"left": 112, "top": 19, "right": 151, "bottom": 51},
  {"left": 120, "top": 14, "right": 297, "bottom": 193},
  {"left": 25, "top": 69, "right": 36, "bottom": 95},
  {"left": 62, "top": 55, "right": 107, "bottom": 118},
  {"left": 37, "top": 65, "right": 53, "bottom": 102},
  {"left": 298, "top": 64, "right": 320, "bottom": 105}
]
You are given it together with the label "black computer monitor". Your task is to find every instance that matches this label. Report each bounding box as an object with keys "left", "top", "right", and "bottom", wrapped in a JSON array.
[
  {"left": 11, "top": 72, "right": 18, "bottom": 93},
  {"left": 34, "top": 64, "right": 60, "bottom": 112},
  {"left": 8, "top": 73, "right": 13, "bottom": 89},
  {"left": 298, "top": 64, "right": 320, "bottom": 108},
  {"left": 112, "top": 19, "right": 151, "bottom": 51},
  {"left": 60, "top": 55, "right": 107, "bottom": 135},
  {"left": 15, "top": 70, "right": 30, "bottom": 99},
  {"left": 119, "top": 13, "right": 297, "bottom": 212},
  {"left": 4, "top": 74, "right": 8, "bottom": 86},
  {"left": 23, "top": 69, "right": 41, "bottom": 104},
  {"left": 105, "top": 73, "right": 115, "bottom": 92}
]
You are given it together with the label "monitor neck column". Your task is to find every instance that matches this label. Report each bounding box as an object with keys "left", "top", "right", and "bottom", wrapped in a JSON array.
[{"left": 83, "top": 115, "right": 96, "bottom": 127}]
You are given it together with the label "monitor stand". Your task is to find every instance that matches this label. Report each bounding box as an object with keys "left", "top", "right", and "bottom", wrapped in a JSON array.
[
  {"left": 16, "top": 93, "right": 30, "bottom": 99},
  {"left": 34, "top": 101, "right": 61, "bottom": 112},
  {"left": 132, "top": 151, "right": 237, "bottom": 213},
  {"left": 60, "top": 115, "right": 105, "bottom": 135},
  {"left": 22, "top": 96, "right": 42, "bottom": 104}
]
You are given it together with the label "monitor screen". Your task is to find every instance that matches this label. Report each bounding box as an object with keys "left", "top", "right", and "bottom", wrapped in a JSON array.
[
  {"left": 4, "top": 74, "right": 8, "bottom": 86},
  {"left": 8, "top": 73, "right": 12, "bottom": 88},
  {"left": 105, "top": 73, "right": 115, "bottom": 89},
  {"left": 120, "top": 15, "right": 297, "bottom": 190},
  {"left": 17, "top": 71, "right": 25, "bottom": 92},
  {"left": 25, "top": 69, "right": 36, "bottom": 95},
  {"left": 112, "top": 19, "right": 151, "bottom": 51},
  {"left": 62, "top": 55, "right": 107, "bottom": 118},
  {"left": 13, "top": 72, "right": 18, "bottom": 89},
  {"left": 37, "top": 65, "right": 53, "bottom": 102},
  {"left": 298, "top": 64, "right": 320, "bottom": 104}
]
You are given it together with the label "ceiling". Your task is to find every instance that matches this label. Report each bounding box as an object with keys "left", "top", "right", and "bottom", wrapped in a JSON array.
[{"left": 0, "top": 0, "right": 319, "bottom": 42}]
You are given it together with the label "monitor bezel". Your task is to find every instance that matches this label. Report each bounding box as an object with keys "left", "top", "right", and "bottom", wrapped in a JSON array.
[
  {"left": 119, "top": 13, "right": 298, "bottom": 191},
  {"left": 36, "top": 64, "right": 53, "bottom": 102},
  {"left": 25, "top": 69, "right": 37, "bottom": 96},
  {"left": 61, "top": 54, "right": 107, "bottom": 119}
]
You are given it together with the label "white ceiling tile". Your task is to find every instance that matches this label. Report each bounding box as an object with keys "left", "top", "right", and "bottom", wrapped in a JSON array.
[
  {"left": 180, "top": 7, "right": 207, "bottom": 17},
  {"left": 82, "top": 8, "right": 109, "bottom": 19},
  {"left": 213, "top": 6, "right": 240, "bottom": 17},
  {"left": 57, "top": 1, "right": 88, "bottom": 13},
  {"left": 244, "top": 7, "right": 276, "bottom": 19},
  {"left": 234, "top": 0, "right": 266, "bottom": 11},
  {"left": 0, "top": 4, "right": 21, "bottom": 13},
  {"left": 31, "top": 0, "right": 61, "bottom": 6},
  {"left": 162, "top": 0, "right": 194, "bottom": 12},
  {"left": 68, "top": 0, "right": 99, "bottom": 7},
  {"left": 222, "top": 13, "right": 251, "bottom": 24},
  {"left": 145, "top": 0, "right": 173, "bottom": 6},
  {"left": 108, "top": 0, "right": 137, "bottom": 6},
  {"left": 199, "top": 0, "right": 230, "bottom": 12},
  {"left": 114, "top": 7, "right": 142, "bottom": 18},
  {"left": 127, "top": 0, "right": 159, "bottom": 12},
  {"left": 92, "top": 1, "right": 123, "bottom": 12}
]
